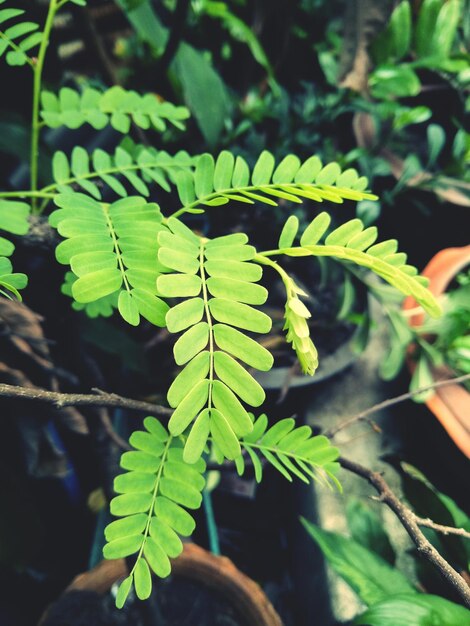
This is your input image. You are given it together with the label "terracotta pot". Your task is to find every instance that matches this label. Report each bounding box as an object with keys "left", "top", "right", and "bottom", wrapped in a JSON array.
[
  {"left": 39, "top": 543, "right": 283, "bottom": 626},
  {"left": 403, "top": 245, "right": 470, "bottom": 458}
]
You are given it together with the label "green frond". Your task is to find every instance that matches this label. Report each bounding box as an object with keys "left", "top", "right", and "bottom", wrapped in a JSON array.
[
  {"left": 0, "top": 3, "right": 42, "bottom": 67},
  {"left": 158, "top": 221, "right": 273, "bottom": 463},
  {"left": 233, "top": 415, "right": 341, "bottom": 489},
  {"left": 40, "top": 86, "right": 190, "bottom": 133},
  {"left": 266, "top": 212, "right": 441, "bottom": 319},
  {"left": 61, "top": 271, "right": 118, "bottom": 318},
  {"left": 172, "top": 150, "right": 377, "bottom": 217},
  {"left": 50, "top": 192, "right": 169, "bottom": 325},
  {"left": 47, "top": 145, "right": 197, "bottom": 200},
  {"left": 103, "top": 416, "right": 206, "bottom": 607},
  {"left": 0, "top": 199, "right": 29, "bottom": 298}
]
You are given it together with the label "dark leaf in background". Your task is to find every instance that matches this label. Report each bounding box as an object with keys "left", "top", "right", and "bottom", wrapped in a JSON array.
[
  {"left": 354, "top": 593, "right": 470, "bottom": 626},
  {"left": 301, "top": 518, "right": 415, "bottom": 606},
  {"left": 346, "top": 498, "right": 396, "bottom": 565}
]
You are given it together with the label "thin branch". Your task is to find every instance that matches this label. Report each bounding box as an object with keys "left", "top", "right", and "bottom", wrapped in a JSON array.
[
  {"left": 340, "top": 456, "right": 470, "bottom": 607},
  {"left": 415, "top": 517, "right": 470, "bottom": 540},
  {"left": 0, "top": 383, "right": 172, "bottom": 417},
  {"left": 326, "top": 372, "right": 470, "bottom": 437}
]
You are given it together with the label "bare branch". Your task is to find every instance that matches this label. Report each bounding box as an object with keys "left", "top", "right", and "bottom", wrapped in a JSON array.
[
  {"left": 416, "top": 517, "right": 470, "bottom": 540},
  {"left": 326, "top": 373, "right": 470, "bottom": 437},
  {"left": 0, "top": 383, "right": 172, "bottom": 417},
  {"left": 340, "top": 456, "right": 470, "bottom": 607}
]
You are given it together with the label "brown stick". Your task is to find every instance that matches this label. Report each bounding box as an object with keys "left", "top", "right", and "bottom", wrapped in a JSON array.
[
  {"left": 340, "top": 456, "right": 470, "bottom": 607},
  {"left": 326, "top": 373, "right": 470, "bottom": 437},
  {"left": 415, "top": 517, "right": 470, "bottom": 540},
  {"left": 0, "top": 383, "right": 172, "bottom": 417}
]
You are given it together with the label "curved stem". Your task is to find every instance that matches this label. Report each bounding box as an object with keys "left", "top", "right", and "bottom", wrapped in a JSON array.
[{"left": 30, "top": 0, "right": 59, "bottom": 213}]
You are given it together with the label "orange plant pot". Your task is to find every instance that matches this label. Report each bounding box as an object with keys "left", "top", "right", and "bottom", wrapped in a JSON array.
[
  {"left": 40, "top": 543, "right": 283, "bottom": 626},
  {"left": 403, "top": 245, "right": 470, "bottom": 458}
]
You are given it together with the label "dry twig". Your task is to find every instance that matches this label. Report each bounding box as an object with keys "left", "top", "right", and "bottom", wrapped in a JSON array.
[
  {"left": 0, "top": 383, "right": 172, "bottom": 417},
  {"left": 340, "top": 456, "right": 470, "bottom": 607},
  {"left": 326, "top": 372, "right": 470, "bottom": 437}
]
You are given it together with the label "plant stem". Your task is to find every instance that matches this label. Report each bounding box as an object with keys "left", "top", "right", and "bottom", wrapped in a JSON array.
[
  {"left": 0, "top": 191, "right": 54, "bottom": 200},
  {"left": 30, "top": 0, "right": 59, "bottom": 213}
]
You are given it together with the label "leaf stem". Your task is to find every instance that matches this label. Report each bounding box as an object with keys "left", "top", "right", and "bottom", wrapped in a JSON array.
[
  {"left": 129, "top": 436, "right": 173, "bottom": 579},
  {"left": 30, "top": 0, "right": 59, "bottom": 213},
  {"left": 199, "top": 241, "right": 214, "bottom": 409},
  {"left": 0, "top": 32, "right": 35, "bottom": 69}
]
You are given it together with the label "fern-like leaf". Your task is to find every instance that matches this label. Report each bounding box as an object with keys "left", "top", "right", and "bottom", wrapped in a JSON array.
[
  {"left": 50, "top": 192, "right": 169, "bottom": 325},
  {"left": 0, "top": 199, "right": 29, "bottom": 298},
  {"left": 232, "top": 414, "right": 341, "bottom": 489},
  {"left": 284, "top": 212, "right": 441, "bottom": 318},
  {"left": 47, "top": 146, "right": 196, "bottom": 200},
  {"left": 61, "top": 271, "right": 118, "bottom": 317},
  {"left": 172, "top": 151, "right": 377, "bottom": 217},
  {"left": 157, "top": 219, "right": 273, "bottom": 463},
  {"left": 41, "top": 86, "right": 190, "bottom": 133},
  {"left": 0, "top": 1, "right": 42, "bottom": 67},
  {"left": 103, "top": 416, "right": 206, "bottom": 607}
]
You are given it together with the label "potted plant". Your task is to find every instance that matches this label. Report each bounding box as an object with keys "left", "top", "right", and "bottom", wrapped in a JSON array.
[
  {"left": 0, "top": 0, "right": 453, "bottom": 621},
  {"left": 402, "top": 245, "right": 470, "bottom": 458}
]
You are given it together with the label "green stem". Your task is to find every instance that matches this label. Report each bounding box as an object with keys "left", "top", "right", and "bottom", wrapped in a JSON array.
[
  {"left": 129, "top": 436, "right": 173, "bottom": 578},
  {"left": 0, "top": 32, "right": 35, "bottom": 69},
  {"left": 30, "top": 0, "right": 59, "bottom": 213},
  {"left": 102, "top": 204, "right": 131, "bottom": 293},
  {"left": 199, "top": 241, "right": 214, "bottom": 408},
  {"left": 0, "top": 191, "right": 54, "bottom": 199}
]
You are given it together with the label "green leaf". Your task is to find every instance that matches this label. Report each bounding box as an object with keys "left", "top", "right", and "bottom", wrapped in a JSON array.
[
  {"left": 210, "top": 408, "right": 241, "bottom": 460},
  {"left": 213, "top": 323, "right": 273, "bottom": 371},
  {"left": 144, "top": 537, "right": 171, "bottom": 578},
  {"left": 0, "top": 200, "right": 30, "bottom": 235},
  {"left": 346, "top": 499, "right": 395, "bottom": 564},
  {"left": 279, "top": 215, "right": 299, "bottom": 248},
  {"left": 131, "top": 288, "right": 168, "bottom": 327},
  {"left": 389, "top": 1, "right": 411, "bottom": 60},
  {"left": 154, "top": 497, "right": 195, "bottom": 536},
  {"left": 115, "top": 576, "right": 133, "bottom": 609},
  {"left": 134, "top": 558, "right": 152, "bottom": 600},
  {"left": 167, "top": 351, "right": 210, "bottom": 408},
  {"left": 252, "top": 151, "right": 275, "bottom": 185},
  {"left": 295, "top": 155, "right": 322, "bottom": 183},
  {"left": 206, "top": 277, "right": 267, "bottom": 305},
  {"left": 370, "top": 66, "right": 421, "bottom": 99},
  {"left": 212, "top": 380, "right": 253, "bottom": 436},
  {"left": 415, "top": 0, "right": 442, "bottom": 57},
  {"left": 168, "top": 379, "right": 210, "bottom": 435},
  {"left": 410, "top": 356, "right": 434, "bottom": 402},
  {"left": 111, "top": 492, "right": 153, "bottom": 516},
  {"left": 173, "top": 322, "right": 209, "bottom": 365},
  {"left": 118, "top": 291, "right": 140, "bottom": 326},
  {"left": 72, "top": 269, "right": 122, "bottom": 303},
  {"left": 208, "top": 298, "right": 271, "bottom": 333},
  {"left": 427, "top": 124, "right": 445, "bottom": 167},
  {"left": 213, "top": 151, "right": 235, "bottom": 191},
  {"left": 157, "top": 273, "right": 202, "bottom": 297},
  {"left": 184, "top": 409, "right": 211, "bottom": 463},
  {"left": 102, "top": 535, "right": 142, "bottom": 559},
  {"left": 213, "top": 351, "right": 265, "bottom": 407},
  {"left": 166, "top": 298, "right": 204, "bottom": 333},
  {"left": 204, "top": 259, "right": 262, "bottom": 282},
  {"left": 104, "top": 514, "right": 148, "bottom": 542},
  {"left": 354, "top": 593, "right": 470, "bottom": 626},
  {"left": 430, "top": 0, "right": 462, "bottom": 57},
  {"left": 301, "top": 519, "right": 416, "bottom": 605},
  {"left": 300, "top": 212, "right": 331, "bottom": 246},
  {"left": 195, "top": 153, "right": 215, "bottom": 198},
  {"left": 172, "top": 43, "right": 231, "bottom": 146}
]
